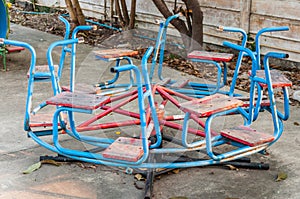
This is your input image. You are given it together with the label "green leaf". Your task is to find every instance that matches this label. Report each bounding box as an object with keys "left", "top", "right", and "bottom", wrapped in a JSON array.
[
  {"left": 22, "top": 162, "right": 42, "bottom": 174},
  {"left": 275, "top": 172, "right": 288, "bottom": 182}
]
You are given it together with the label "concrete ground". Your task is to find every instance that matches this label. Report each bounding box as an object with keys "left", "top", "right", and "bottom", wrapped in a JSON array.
[{"left": 0, "top": 24, "right": 299, "bottom": 199}]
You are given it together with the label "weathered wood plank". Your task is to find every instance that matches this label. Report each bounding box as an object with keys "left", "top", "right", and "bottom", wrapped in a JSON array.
[
  {"left": 199, "top": 0, "right": 241, "bottom": 11},
  {"left": 250, "top": 14, "right": 300, "bottom": 41},
  {"left": 252, "top": 0, "right": 300, "bottom": 20},
  {"left": 240, "top": 0, "right": 251, "bottom": 32}
]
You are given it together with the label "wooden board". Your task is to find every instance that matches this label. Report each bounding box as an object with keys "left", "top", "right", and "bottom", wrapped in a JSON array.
[
  {"left": 6, "top": 46, "right": 25, "bottom": 53},
  {"left": 102, "top": 137, "right": 146, "bottom": 162},
  {"left": 188, "top": 51, "right": 234, "bottom": 62},
  {"left": 27, "top": 64, "right": 58, "bottom": 79},
  {"left": 251, "top": 69, "right": 292, "bottom": 88},
  {"left": 180, "top": 93, "right": 244, "bottom": 117},
  {"left": 29, "top": 113, "right": 67, "bottom": 128},
  {"left": 46, "top": 92, "right": 110, "bottom": 110},
  {"left": 221, "top": 125, "right": 275, "bottom": 146},
  {"left": 94, "top": 49, "right": 139, "bottom": 61},
  {"left": 61, "top": 83, "right": 101, "bottom": 94}
]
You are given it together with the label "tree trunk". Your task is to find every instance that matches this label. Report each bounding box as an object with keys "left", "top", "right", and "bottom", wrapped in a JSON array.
[
  {"left": 152, "top": 0, "right": 190, "bottom": 49},
  {"left": 120, "top": 0, "right": 130, "bottom": 26},
  {"left": 65, "top": 0, "right": 78, "bottom": 25},
  {"left": 72, "top": 0, "right": 86, "bottom": 25},
  {"left": 152, "top": 0, "right": 203, "bottom": 52},
  {"left": 110, "top": 0, "right": 114, "bottom": 20},
  {"left": 183, "top": 0, "right": 203, "bottom": 51},
  {"left": 115, "top": 0, "right": 124, "bottom": 24},
  {"left": 128, "top": 0, "right": 136, "bottom": 29}
]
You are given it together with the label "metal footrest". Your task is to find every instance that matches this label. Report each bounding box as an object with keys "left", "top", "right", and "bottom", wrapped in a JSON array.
[
  {"left": 170, "top": 79, "right": 189, "bottom": 88},
  {"left": 29, "top": 113, "right": 67, "bottom": 128},
  {"left": 187, "top": 51, "right": 234, "bottom": 62},
  {"left": 61, "top": 83, "right": 101, "bottom": 94},
  {"left": 180, "top": 93, "right": 244, "bottom": 117},
  {"left": 6, "top": 46, "right": 25, "bottom": 53},
  {"left": 27, "top": 64, "right": 58, "bottom": 79},
  {"left": 102, "top": 137, "right": 146, "bottom": 162},
  {"left": 221, "top": 125, "right": 275, "bottom": 146},
  {"left": 252, "top": 70, "right": 292, "bottom": 88},
  {"left": 46, "top": 92, "right": 110, "bottom": 110}
]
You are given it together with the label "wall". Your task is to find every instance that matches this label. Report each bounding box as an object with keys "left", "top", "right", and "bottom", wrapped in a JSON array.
[{"left": 35, "top": 0, "right": 300, "bottom": 62}]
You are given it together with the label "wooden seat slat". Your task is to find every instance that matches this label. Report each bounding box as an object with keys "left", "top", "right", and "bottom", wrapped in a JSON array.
[
  {"left": 180, "top": 93, "right": 244, "bottom": 117},
  {"left": 6, "top": 46, "right": 25, "bottom": 53},
  {"left": 188, "top": 51, "right": 234, "bottom": 62},
  {"left": 29, "top": 113, "right": 67, "bottom": 127},
  {"left": 61, "top": 83, "right": 101, "bottom": 94},
  {"left": 46, "top": 92, "right": 110, "bottom": 110},
  {"left": 251, "top": 70, "right": 292, "bottom": 88},
  {"left": 27, "top": 64, "right": 59, "bottom": 79},
  {"left": 221, "top": 125, "right": 275, "bottom": 146},
  {"left": 102, "top": 137, "right": 146, "bottom": 162}
]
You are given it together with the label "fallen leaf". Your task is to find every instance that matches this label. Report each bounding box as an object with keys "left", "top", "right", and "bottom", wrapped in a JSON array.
[
  {"left": 172, "top": 169, "right": 180, "bottom": 174},
  {"left": 77, "top": 162, "right": 85, "bottom": 168},
  {"left": 275, "top": 172, "right": 288, "bottom": 182},
  {"left": 224, "top": 164, "right": 239, "bottom": 171},
  {"left": 40, "top": 159, "right": 62, "bottom": 166},
  {"left": 23, "top": 162, "right": 42, "bottom": 174},
  {"left": 294, "top": 122, "right": 299, "bottom": 126},
  {"left": 88, "top": 165, "right": 97, "bottom": 169},
  {"left": 134, "top": 173, "right": 145, "bottom": 181}
]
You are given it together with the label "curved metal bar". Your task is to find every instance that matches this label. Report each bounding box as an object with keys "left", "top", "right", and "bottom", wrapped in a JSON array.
[
  {"left": 72, "top": 25, "right": 96, "bottom": 39},
  {"left": 58, "top": 15, "right": 71, "bottom": 40},
  {"left": 1, "top": 39, "right": 37, "bottom": 131},
  {"left": 46, "top": 38, "right": 79, "bottom": 95},
  {"left": 255, "top": 26, "right": 289, "bottom": 68},
  {"left": 50, "top": 59, "right": 154, "bottom": 165},
  {"left": 220, "top": 26, "right": 248, "bottom": 96},
  {"left": 223, "top": 41, "right": 258, "bottom": 124}
]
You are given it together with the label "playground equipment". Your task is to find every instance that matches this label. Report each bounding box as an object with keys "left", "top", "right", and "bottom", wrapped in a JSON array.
[
  {"left": 148, "top": 14, "right": 233, "bottom": 97},
  {"left": 13, "top": 13, "right": 292, "bottom": 198},
  {"left": 86, "top": 15, "right": 291, "bottom": 124},
  {"left": 19, "top": 27, "right": 290, "bottom": 163},
  {"left": 24, "top": 16, "right": 97, "bottom": 136},
  {"left": 0, "top": 0, "right": 9, "bottom": 39},
  {"left": 0, "top": 0, "right": 25, "bottom": 70},
  {"left": 89, "top": 14, "right": 235, "bottom": 97}
]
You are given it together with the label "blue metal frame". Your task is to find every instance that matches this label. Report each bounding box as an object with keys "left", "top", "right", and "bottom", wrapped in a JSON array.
[
  {"left": 23, "top": 16, "right": 96, "bottom": 134},
  {"left": 223, "top": 26, "right": 290, "bottom": 121},
  {"left": 0, "top": 0, "right": 8, "bottom": 38},
  {"left": 46, "top": 47, "right": 163, "bottom": 165},
  {"left": 148, "top": 14, "right": 231, "bottom": 97},
  {"left": 20, "top": 16, "right": 290, "bottom": 169}
]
